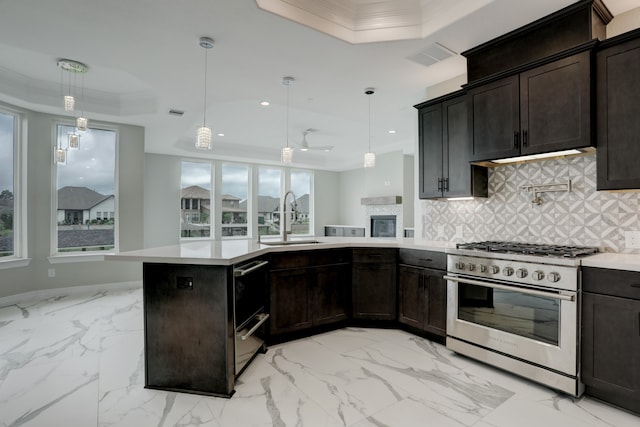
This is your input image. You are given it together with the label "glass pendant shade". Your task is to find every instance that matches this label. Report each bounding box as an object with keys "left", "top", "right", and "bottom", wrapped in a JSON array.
[
  {"left": 364, "top": 151, "right": 376, "bottom": 168},
  {"left": 55, "top": 147, "right": 67, "bottom": 165},
  {"left": 76, "top": 116, "right": 88, "bottom": 131},
  {"left": 196, "top": 126, "right": 212, "bottom": 150},
  {"left": 68, "top": 133, "right": 80, "bottom": 149},
  {"left": 281, "top": 146, "right": 294, "bottom": 164},
  {"left": 64, "top": 95, "right": 75, "bottom": 112}
]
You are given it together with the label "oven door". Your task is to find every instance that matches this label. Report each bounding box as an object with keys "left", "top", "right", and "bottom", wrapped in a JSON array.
[{"left": 445, "top": 274, "right": 578, "bottom": 376}]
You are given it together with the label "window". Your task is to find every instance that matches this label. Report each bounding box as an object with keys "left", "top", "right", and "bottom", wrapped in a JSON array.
[
  {"left": 258, "top": 167, "right": 281, "bottom": 236},
  {"left": 0, "top": 111, "right": 17, "bottom": 258},
  {"left": 54, "top": 124, "right": 116, "bottom": 253},
  {"left": 181, "top": 161, "right": 211, "bottom": 238},
  {"left": 221, "top": 164, "right": 248, "bottom": 237},
  {"left": 290, "top": 170, "right": 312, "bottom": 235}
]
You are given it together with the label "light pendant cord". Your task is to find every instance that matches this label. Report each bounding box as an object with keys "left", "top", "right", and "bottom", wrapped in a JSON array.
[
  {"left": 203, "top": 45, "right": 208, "bottom": 127},
  {"left": 368, "top": 93, "right": 371, "bottom": 152},
  {"left": 286, "top": 82, "right": 290, "bottom": 148}
]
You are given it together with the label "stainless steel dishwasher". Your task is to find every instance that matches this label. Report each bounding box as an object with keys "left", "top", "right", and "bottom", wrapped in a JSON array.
[{"left": 233, "top": 259, "right": 270, "bottom": 376}]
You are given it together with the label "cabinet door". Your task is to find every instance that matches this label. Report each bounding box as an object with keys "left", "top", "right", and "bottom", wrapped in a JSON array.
[
  {"left": 443, "top": 95, "right": 471, "bottom": 197},
  {"left": 352, "top": 262, "right": 397, "bottom": 320},
  {"left": 418, "top": 103, "right": 444, "bottom": 199},
  {"left": 469, "top": 74, "right": 520, "bottom": 161},
  {"left": 314, "top": 264, "right": 350, "bottom": 326},
  {"left": 582, "top": 292, "right": 640, "bottom": 413},
  {"left": 520, "top": 51, "right": 592, "bottom": 155},
  {"left": 269, "top": 268, "right": 312, "bottom": 335},
  {"left": 597, "top": 37, "right": 640, "bottom": 190},
  {"left": 398, "top": 264, "right": 423, "bottom": 329},
  {"left": 423, "top": 268, "right": 447, "bottom": 337}
]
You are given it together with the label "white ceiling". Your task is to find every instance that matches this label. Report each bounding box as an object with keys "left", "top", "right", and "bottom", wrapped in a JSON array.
[{"left": 0, "top": 0, "right": 637, "bottom": 171}]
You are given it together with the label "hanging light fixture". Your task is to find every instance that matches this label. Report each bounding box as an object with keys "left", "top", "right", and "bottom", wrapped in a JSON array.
[
  {"left": 55, "top": 126, "right": 67, "bottom": 165},
  {"left": 58, "top": 59, "right": 87, "bottom": 113},
  {"left": 281, "top": 76, "right": 294, "bottom": 164},
  {"left": 76, "top": 69, "right": 88, "bottom": 131},
  {"left": 68, "top": 132, "right": 80, "bottom": 150},
  {"left": 196, "top": 36, "right": 214, "bottom": 150},
  {"left": 364, "top": 88, "right": 376, "bottom": 168}
]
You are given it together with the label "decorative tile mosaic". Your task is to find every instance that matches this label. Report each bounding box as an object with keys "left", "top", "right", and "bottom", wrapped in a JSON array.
[{"left": 419, "top": 154, "right": 640, "bottom": 253}]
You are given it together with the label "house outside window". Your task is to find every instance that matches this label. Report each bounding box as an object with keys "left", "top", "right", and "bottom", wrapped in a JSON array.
[
  {"left": 54, "top": 124, "right": 116, "bottom": 253},
  {"left": 290, "top": 170, "right": 312, "bottom": 235},
  {"left": 181, "top": 161, "right": 211, "bottom": 238},
  {"left": 256, "top": 167, "right": 281, "bottom": 236},
  {"left": 221, "top": 164, "right": 248, "bottom": 237}
]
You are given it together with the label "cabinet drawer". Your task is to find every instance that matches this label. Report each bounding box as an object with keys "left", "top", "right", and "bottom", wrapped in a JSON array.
[
  {"left": 324, "top": 226, "right": 344, "bottom": 237},
  {"left": 398, "top": 249, "right": 445, "bottom": 270},
  {"left": 269, "top": 249, "right": 350, "bottom": 270},
  {"left": 352, "top": 248, "right": 397, "bottom": 264},
  {"left": 344, "top": 227, "right": 365, "bottom": 237},
  {"left": 582, "top": 267, "right": 640, "bottom": 300}
]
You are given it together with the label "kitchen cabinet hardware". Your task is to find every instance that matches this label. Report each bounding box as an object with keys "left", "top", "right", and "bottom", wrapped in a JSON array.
[
  {"left": 522, "top": 130, "right": 528, "bottom": 147},
  {"left": 513, "top": 131, "right": 519, "bottom": 149},
  {"left": 631, "top": 284, "right": 640, "bottom": 288}
]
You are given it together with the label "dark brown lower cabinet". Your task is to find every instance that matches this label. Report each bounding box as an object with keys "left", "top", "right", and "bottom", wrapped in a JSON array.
[
  {"left": 143, "top": 263, "right": 234, "bottom": 397},
  {"left": 398, "top": 265, "right": 447, "bottom": 337},
  {"left": 352, "top": 248, "right": 397, "bottom": 320},
  {"left": 269, "top": 251, "right": 350, "bottom": 336},
  {"left": 582, "top": 267, "right": 640, "bottom": 414}
]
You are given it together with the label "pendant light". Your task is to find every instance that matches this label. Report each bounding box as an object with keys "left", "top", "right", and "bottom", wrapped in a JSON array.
[
  {"left": 76, "top": 70, "right": 88, "bottom": 132},
  {"left": 281, "top": 76, "right": 294, "bottom": 164},
  {"left": 55, "top": 125, "right": 67, "bottom": 165},
  {"left": 58, "top": 59, "right": 87, "bottom": 113},
  {"left": 196, "top": 36, "right": 214, "bottom": 150},
  {"left": 364, "top": 88, "right": 375, "bottom": 168}
]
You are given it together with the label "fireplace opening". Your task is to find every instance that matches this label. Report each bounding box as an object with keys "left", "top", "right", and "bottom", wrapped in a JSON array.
[{"left": 371, "top": 215, "right": 396, "bottom": 237}]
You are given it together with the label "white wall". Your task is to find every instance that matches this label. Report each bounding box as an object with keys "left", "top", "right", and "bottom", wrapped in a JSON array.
[
  {"left": 0, "top": 105, "right": 145, "bottom": 299},
  {"left": 336, "top": 151, "right": 414, "bottom": 228},
  {"left": 607, "top": 6, "right": 640, "bottom": 37}
]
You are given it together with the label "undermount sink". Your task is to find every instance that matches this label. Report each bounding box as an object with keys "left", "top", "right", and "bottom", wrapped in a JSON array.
[{"left": 259, "top": 239, "right": 321, "bottom": 246}]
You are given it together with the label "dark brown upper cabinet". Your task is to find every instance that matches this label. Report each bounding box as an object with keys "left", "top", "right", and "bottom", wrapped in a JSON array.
[
  {"left": 468, "top": 49, "right": 594, "bottom": 162},
  {"left": 415, "top": 91, "right": 487, "bottom": 199},
  {"left": 596, "top": 29, "right": 640, "bottom": 191}
]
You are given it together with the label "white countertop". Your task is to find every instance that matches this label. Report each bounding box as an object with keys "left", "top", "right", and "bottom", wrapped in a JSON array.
[
  {"left": 106, "top": 237, "right": 456, "bottom": 266},
  {"left": 581, "top": 252, "right": 640, "bottom": 272},
  {"left": 106, "top": 237, "right": 640, "bottom": 271}
]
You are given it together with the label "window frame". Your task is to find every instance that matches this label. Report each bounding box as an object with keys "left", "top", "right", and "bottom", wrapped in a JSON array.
[
  {"left": 49, "top": 121, "right": 119, "bottom": 263},
  {"left": 0, "top": 105, "right": 29, "bottom": 269}
]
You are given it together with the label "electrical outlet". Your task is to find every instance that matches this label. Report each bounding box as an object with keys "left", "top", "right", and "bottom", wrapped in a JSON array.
[
  {"left": 48, "top": 268, "right": 55, "bottom": 278},
  {"left": 176, "top": 276, "right": 194, "bottom": 290},
  {"left": 625, "top": 231, "right": 640, "bottom": 249}
]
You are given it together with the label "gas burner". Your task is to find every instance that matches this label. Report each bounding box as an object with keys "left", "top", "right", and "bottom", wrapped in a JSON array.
[{"left": 456, "top": 241, "right": 599, "bottom": 258}]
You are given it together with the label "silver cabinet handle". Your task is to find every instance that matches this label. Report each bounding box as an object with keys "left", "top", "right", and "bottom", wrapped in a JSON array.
[
  {"left": 239, "top": 313, "right": 270, "bottom": 341},
  {"left": 234, "top": 260, "right": 269, "bottom": 277},
  {"left": 443, "top": 275, "right": 575, "bottom": 302}
]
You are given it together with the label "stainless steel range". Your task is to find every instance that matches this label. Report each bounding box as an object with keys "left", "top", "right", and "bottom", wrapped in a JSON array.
[{"left": 444, "top": 241, "right": 599, "bottom": 397}]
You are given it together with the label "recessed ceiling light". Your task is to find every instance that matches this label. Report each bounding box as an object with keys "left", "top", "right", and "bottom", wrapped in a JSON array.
[
  {"left": 217, "top": 133, "right": 225, "bottom": 137},
  {"left": 260, "top": 101, "right": 270, "bottom": 106},
  {"left": 388, "top": 130, "right": 396, "bottom": 134}
]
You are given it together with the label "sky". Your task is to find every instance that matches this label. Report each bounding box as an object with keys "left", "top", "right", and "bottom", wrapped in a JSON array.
[
  {"left": 57, "top": 125, "right": 115, "bottom": 195},
  {"left": 0, "top": 112, "right": 14, "bottom": 194}
]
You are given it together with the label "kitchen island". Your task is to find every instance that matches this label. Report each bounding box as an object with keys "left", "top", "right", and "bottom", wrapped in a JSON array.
[{"left": 106, "top": 237, "right": 454, "bottom": 397}]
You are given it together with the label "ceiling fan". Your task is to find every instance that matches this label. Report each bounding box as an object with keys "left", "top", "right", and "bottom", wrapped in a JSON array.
[{"left": 298, "top": 129, "right": 333, "bottom": 152}]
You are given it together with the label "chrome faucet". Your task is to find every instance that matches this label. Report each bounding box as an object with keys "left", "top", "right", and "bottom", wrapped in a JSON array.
[{"left": 282, "top": 190, "right": 298, "bottom": 242}]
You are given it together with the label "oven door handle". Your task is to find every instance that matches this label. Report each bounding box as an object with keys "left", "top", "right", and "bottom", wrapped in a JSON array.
[
  {"left": 238, "top": 313, "right": 270, "bottom": 341},
  {"left": 234, "top": 260, "right": 269, "bottom": 277},
  {"left": 443, "top": 275, "right": 575, "bottom": 302}
]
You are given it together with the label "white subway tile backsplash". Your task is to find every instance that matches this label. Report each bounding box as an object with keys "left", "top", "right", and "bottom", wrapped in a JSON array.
[{"left": 419, "top": 154, "right": 640, "bottom": 253}]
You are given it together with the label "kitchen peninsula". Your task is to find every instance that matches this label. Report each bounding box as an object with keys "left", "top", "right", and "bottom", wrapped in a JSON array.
[{"left": 107, "top": 237, "right": 453, "bottom": 397}]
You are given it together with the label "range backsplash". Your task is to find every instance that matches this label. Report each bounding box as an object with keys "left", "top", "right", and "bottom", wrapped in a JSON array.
[{"left": 420, "top": 154, "right": 640, "bottom": 253}]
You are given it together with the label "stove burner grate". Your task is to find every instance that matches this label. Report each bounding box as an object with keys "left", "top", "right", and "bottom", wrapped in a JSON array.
[{"left": 456, "top": 241, "right": 599, "bottom": 258}]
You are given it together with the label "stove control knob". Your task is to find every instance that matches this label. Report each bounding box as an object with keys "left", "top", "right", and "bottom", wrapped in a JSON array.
[
  {"left": 455, "top": 261, "right": 465, "bottom": 270},
  {"left": 548, "top": 272, "right": 561, "bottom": 283},
  {"left": 466, "top": 263, "right": 476, "bottom": 271},
  {"left": 479, "top": 264, "right": 488, "bottom": 273},
  {"left": 490, "top": 265, "right": 500, "bottom": 274},
  {"left": 532, "top": 270, "right": 545, "bottom": 281},
  {"left": 503, "top": 267, "right": 514, "bottom": 277},
  {"left": 516, "top": 268, "right": 528, "bottom": 278}
]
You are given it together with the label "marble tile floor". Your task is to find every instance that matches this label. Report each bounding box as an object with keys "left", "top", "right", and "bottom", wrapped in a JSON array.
[{"left": 0, "top": 286, "right": 638, "bottom": 427}]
